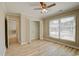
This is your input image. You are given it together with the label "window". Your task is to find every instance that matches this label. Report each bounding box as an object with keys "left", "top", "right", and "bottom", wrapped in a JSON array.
[
  {"left": 49, "top": 20, "right": 59, "bottom": 38},
  {"left": 49, "top": 16, "right": 75, "bottom": 42},
  {"left": 60, "top": 17, "right": 75, "bottom": 41}
]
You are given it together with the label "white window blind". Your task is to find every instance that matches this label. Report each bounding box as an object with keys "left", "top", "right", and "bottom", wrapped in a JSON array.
[{"left": 49, "top": 16, "right": 75, "bottom": 42}]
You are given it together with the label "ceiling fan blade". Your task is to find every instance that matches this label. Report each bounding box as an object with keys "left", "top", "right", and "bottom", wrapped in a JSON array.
[
  {"left": 33, "top": 8, "right": 42, "bottom": 10},
  {"left": 40, "top": 2, "right": 46, "bottom": 9},
  {"left": 47, "top": 3, "right": 56, "bottom": 8},
  {"left": 40, "top": 2, "right": 44, "bottom": 6}
]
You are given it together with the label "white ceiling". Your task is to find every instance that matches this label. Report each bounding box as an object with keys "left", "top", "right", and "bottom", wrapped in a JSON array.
[{"left": 5, "top": 2, "right": 79, "bottom": 18}]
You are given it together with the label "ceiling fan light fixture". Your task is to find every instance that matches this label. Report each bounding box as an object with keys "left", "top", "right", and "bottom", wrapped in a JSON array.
[{"left": 41, "top": 9, "right": 48, "bottom": 13}]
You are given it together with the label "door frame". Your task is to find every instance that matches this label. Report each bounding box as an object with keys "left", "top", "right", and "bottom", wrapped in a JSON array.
[
  {"left": 5, "top": 14, "right": 21, "bottom": 48},
  {"left": 5, "top": 18, "right": 9, "bottom": 48}
]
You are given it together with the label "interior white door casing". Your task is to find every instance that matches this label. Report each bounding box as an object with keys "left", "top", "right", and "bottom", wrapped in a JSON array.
[
  {"left": 29, "top": 18, "right": 43, "bottom": 43},
  {"left": 31, "top": 21, "right": 40, "bottom": 40}
]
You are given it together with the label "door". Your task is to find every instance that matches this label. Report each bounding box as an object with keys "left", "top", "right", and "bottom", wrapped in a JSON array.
[
  {"left": 5, "top": 19, "right": 9, "bottom": 48},
  {"left": 31, "top": 21, "right": 40, "bottom": 40}
]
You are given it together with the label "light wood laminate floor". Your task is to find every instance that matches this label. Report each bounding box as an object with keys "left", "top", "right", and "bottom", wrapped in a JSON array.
[{"left": 5, "top": 39, "right": 79, "bottom": 56}]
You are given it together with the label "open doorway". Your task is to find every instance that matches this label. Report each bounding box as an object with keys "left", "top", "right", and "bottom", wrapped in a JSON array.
[
  {"left": 5, "top": 14, "right": 20, "bottom": 48},
  {"left": 8, "top": 20, "right": 18, "bottom": 47}
]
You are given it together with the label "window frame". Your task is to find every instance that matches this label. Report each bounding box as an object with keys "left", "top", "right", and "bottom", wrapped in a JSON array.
[
  {"left": 48, "top": 19, "right": 60, "bottom": 39},
  {"left": 48, "top": 15, "right": 76, "bottom": 42}
]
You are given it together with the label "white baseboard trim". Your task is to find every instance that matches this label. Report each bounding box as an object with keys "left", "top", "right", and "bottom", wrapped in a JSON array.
[
  {"left": 3, "top": 47, "right": 6, "bottom": 56},
  {"left": 21, "top": 41, "right": 28, "bottom": 45},
  {"left": 44, "top": 38, "right": 79, "bottom": 49}
]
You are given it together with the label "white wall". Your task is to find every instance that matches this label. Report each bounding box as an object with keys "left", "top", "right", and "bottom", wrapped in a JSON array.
[
  {"left": 40, "top": 20, "right": 43, "bottom": 40},
  {"left": 0, "top": 13, "right": 5, "bottom": 56},
  {"left": 0, "top": 3, "right": 6, "bottom": 56},
  {"left": 20, "top": 14, "right": 30, "bottom": 45}
]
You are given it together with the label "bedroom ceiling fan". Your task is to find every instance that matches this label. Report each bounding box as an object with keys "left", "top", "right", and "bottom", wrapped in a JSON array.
[{"left": 33, "top": 2, "right": 56, "bottom": 13}]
